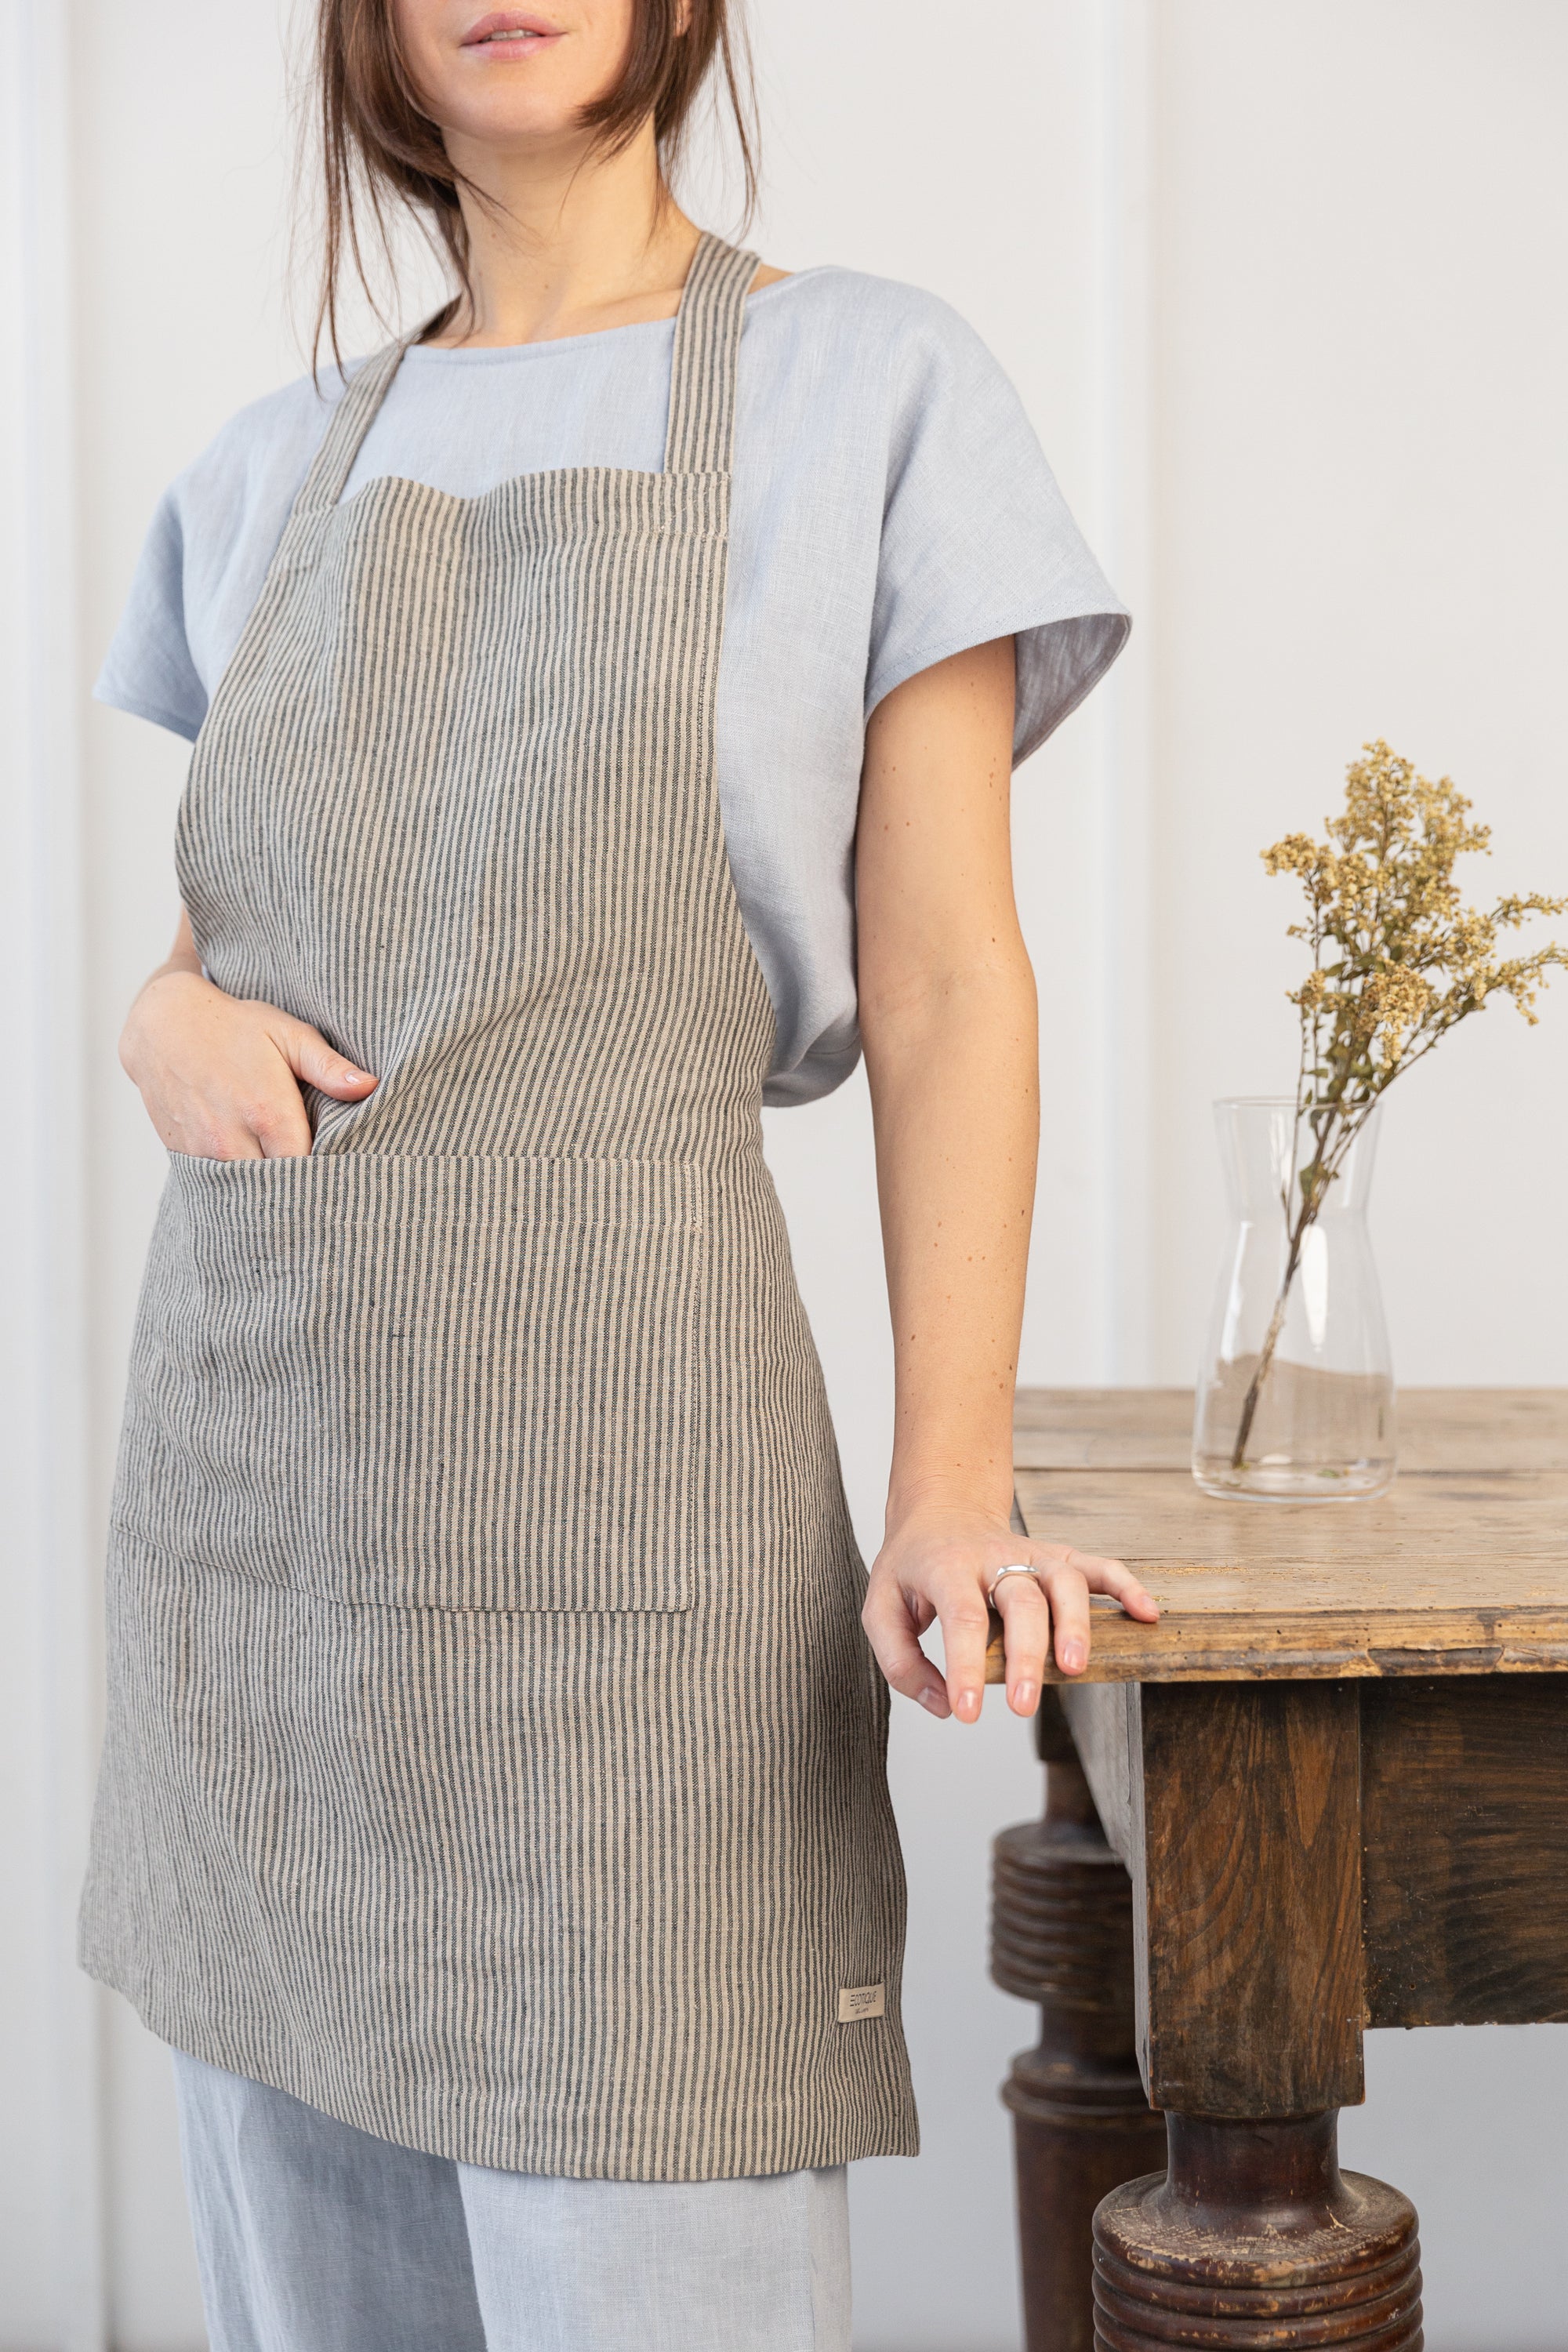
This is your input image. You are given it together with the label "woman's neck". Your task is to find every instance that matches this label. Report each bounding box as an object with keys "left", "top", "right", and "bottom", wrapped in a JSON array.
[{"left": 430, "top": 123, "right": 700, "bottom": 348}]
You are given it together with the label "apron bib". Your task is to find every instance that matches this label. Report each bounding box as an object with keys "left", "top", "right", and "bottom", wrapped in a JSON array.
[{"left": 79, "top": 237, "right": 916, "bottom": 2180}]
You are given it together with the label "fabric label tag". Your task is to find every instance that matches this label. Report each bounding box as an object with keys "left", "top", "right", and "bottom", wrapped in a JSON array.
[{"left": 837, "top": 1983, "right": 885, "bottom": 2023}]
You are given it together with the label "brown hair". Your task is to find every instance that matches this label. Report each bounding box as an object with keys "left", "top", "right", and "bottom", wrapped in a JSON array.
[{"left": 310, "top": 0, "right": 757, "bottom": 367}]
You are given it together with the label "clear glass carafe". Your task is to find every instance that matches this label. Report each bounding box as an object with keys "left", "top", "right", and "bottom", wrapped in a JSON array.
[{"left": 1192, "top": 1098, "right": 1396, "bottom": 1501}]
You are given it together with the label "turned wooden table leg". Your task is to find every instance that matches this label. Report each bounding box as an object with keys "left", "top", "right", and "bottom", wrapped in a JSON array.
[
  {"left": 1056, "top": 1680, "right": 1425, "bottom": 2352},
  {"left": 990, "top": 1693, "right": 1165, "bottom": 2352},
  {"left": 1093, "top": 2110, "right": 1422, "bottom": 2349}
]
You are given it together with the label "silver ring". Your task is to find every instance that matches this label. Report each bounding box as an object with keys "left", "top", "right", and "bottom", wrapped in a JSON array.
[{"left": 986, "top": 1563, "right": 1040, "bottom": 1602}]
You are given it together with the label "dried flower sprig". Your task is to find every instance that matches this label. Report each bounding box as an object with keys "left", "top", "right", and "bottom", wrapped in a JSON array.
[{"left": 1231, "top": 740, "right": 1566, "bottom": 1471}]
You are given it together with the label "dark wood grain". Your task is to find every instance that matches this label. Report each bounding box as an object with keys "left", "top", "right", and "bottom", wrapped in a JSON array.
[
  {"left": 1093, "top": 2113, "right": 1422, "bottom": 2350},
  {"left": 992, "top": 1389, "right": 1566, "bottom": 2331},
  {"left": 992, "top": 1698, "right": 1163, "bottom": 2352},
  {"left": 1134, "top": 1682, "right": 1365, "bottom": 2117},
  {"left": 1056, "top": 1683, "right": 1136, "bottom": 1867},
  {"left": 1363, "top": 1675, "right": 1568, "bottom": 2027}
]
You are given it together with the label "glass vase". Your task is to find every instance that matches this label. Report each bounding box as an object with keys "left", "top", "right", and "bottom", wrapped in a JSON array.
[{"left": 1192, "top": 1097, "right": 1396, "bottom": 1501}]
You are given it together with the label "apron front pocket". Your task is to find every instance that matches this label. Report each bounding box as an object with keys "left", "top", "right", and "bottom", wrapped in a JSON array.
[{"left": 114, "top": 1151, "right": 710, "bottom": 1611}]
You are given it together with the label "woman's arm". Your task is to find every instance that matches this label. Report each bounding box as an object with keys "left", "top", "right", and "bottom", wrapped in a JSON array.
[
  {"left": 856, "top": 637, "right": 1156, "bottom": 1722},
  {"left": 120, "top": 907, "right": 377, "bottom": 1158}
]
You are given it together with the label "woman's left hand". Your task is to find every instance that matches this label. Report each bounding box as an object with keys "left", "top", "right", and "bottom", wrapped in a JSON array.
[{"left": 861, "top": 1501, "right": 1159, "bottom": 1722}]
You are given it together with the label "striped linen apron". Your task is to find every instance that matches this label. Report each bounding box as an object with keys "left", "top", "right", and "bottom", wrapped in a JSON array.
[{"left": 79, "top": 235, "right": 917, "bottom": 2180}]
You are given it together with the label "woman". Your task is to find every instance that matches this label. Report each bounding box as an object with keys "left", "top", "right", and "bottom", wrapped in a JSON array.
[{"left": 80, "top": 2, "right": 1157, "bottom": 2346}]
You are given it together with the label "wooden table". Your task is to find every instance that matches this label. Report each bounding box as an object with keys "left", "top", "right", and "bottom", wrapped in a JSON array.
[{"left": 987, "top": 1387, "right": 1568, "bottom": 2352}]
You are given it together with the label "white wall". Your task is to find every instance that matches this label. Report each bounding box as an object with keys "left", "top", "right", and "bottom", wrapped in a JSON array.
[
  {"left": 4, "top": 4, "right": 1566, "bottom": 2348},
  {"left": 1144, "top": 1, "right": 1568, "bottom": 1387}
]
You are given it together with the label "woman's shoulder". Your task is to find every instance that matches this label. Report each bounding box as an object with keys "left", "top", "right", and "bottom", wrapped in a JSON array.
[
  {"left": 170, "top": 358, "right": 362, "bottom": 518},
  {"left": 746, "top": 263, "right": 1042, "bottom": 504},
  {"left": 754, "top": 263, "right": 991, "bottom": 360},
  {"left": 746, "top": 264, "right": 1022, "bottom": 433},
  {"left": 93, "top": 357, "right": 369, "bottom": 740}
]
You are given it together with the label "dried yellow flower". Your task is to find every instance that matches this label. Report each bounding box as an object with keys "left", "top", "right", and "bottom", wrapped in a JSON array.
[
  {"left": 1265, "top": 741, "right": 1566, "bottom": 1125},
  {"left": 1231, "top": 741, "right": 1566, "bottom": 1469}
]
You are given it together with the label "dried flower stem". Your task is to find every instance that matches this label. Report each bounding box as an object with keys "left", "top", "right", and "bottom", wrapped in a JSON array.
[{"left": 1233, "top": 741, "right": 1566, "bottom": 1474}]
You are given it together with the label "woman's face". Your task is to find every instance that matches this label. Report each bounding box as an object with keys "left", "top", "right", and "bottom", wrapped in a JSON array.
[{"left": 393, "top": 2, "right": 641, "bottom": 151}]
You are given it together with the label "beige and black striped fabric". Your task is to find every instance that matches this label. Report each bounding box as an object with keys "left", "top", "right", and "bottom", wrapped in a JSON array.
[{"left": 79, "top": 235, "right": 917, "bottom": 2179}]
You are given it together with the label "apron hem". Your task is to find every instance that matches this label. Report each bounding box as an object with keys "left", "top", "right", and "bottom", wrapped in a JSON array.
[{"left": 83, "top": 1966, "right": 923, "bottom": 2180}]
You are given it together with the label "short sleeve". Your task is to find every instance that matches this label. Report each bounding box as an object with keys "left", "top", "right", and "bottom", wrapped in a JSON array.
[
  {"left": 866, "top": 304, "right": 1128, "bottom": 765},
  {"left": 95, "top": 488, "right": 209, "bottom": 742},
  {"left": 93, "top": 368, "right": 349, "bottom": 746}
]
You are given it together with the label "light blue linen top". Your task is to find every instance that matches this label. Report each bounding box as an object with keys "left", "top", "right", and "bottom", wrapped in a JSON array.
[{"left": 96, "top": 266, "right": 1127, "bottom": 1105}]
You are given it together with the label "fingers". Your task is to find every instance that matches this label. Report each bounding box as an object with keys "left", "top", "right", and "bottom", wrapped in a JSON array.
[
  {"left": 204, "top": 1120, "right": 264, "bottom": 1161},
  {"left": 932, "top": 1588, "right": 992, "bottom": 1724},
  {"left": 246, "top": 1016, "right": 376, "bottom": 1156},
  {"left": 861, "top": 1578, "right": 950, "bottom": 1719},
  {"left": 1073, "top": 1551, "right": 1160, "bottom": 1624},
  {"left": 1026, "top": 1546, "right": 1161, "bottom": 1679},
  {"left": 124, "top": 978, "right": 377, "bottom": 1162},
  {"left": 277, "top": 1017, "right": 379, "bottom": 1102},
  {"left": 1033, "top": 1559, "right": 1092, "bottom": 1677},
  {"left": 251, "top": 1094, "right": 315, "bottom": 1160},
  {"left": 989, "top": 1572, "right": 1051, "bottom": 1715},
  {"left": 861, "top": 1532, "right": 1160, "bottom": 1721}
]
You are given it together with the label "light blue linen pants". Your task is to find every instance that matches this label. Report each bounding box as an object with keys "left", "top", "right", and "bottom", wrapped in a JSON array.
[{"left": 171, "top": 2050, "right": 852, "bottom": 2352}]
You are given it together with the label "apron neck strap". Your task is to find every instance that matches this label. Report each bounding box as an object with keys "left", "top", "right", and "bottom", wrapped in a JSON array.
[
  {"left": 290, "top": 228, "right": 758, "bottom": 518},
  {"left": 293, "top": 332, "right": 422, "bottom": 517},
  {"left": 662, "top": 233, "right": 759, "bottom": 477}
]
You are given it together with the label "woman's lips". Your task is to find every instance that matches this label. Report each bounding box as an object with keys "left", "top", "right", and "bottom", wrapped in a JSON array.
[{"left": 459, "top": 11, "right": 564, "bottom": 49}]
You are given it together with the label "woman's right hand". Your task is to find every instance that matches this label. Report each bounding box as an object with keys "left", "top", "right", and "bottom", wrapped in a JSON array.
[{"left": 120, "top": 920, "right": 377, "bottom": 1160}]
